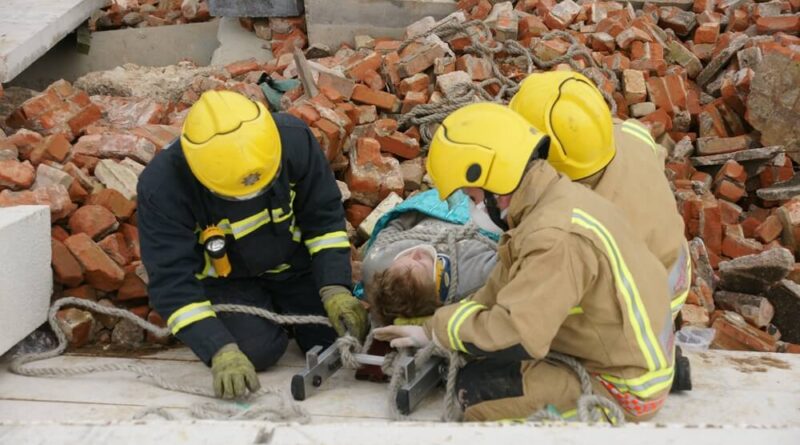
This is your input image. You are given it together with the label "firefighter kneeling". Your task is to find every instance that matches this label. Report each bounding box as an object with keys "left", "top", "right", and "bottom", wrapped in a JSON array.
[
  {"left": 375, "top": 103, "right": 676, "bottom": 422},
  {"left": 137, "top": 91, "right": 367, "bottom": 399}
]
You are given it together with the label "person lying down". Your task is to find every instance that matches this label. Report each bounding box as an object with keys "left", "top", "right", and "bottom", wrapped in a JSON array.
[{"left": 361, "top": 190, "right": 502, "bottom": 326}]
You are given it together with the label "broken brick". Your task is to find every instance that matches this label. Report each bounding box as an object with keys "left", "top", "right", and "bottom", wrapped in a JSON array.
[{"left": 64, "top": 233, "right": 125, "bottom": 292}]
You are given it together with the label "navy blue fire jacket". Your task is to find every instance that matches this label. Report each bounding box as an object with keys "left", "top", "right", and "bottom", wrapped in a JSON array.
[{"left": 137, "top": 113, "right": 351, "bottom": 362}]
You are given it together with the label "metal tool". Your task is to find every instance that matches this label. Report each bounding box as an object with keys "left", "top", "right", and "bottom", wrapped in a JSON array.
[{"left": 291, "top": 343, "right": 445, "bottom": 414}]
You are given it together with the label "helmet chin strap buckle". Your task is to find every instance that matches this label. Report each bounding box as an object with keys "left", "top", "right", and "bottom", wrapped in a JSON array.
[{"left": 483, "top": 193, "right": 509, "bottom": 232}]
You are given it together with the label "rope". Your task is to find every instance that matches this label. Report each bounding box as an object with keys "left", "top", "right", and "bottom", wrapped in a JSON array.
[
  {"left": 528, "top": 352, "right": 626, "bottom": 424},
  {"left": 9, "top": 296, "right": 363, "bottom": 421},
  {"left": 396, "top": 20, "right": 619, "bottom": 143}
]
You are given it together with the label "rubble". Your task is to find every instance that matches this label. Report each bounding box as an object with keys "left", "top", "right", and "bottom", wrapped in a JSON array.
[
  {"left": 89, "top": 0, "right": 211, "bottom": 31},
  {"left": 2, "top": 4, "right": 800, "bottom": 353}
]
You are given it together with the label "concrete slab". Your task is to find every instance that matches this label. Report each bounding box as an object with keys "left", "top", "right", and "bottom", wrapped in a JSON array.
[
  {"left": 8, "top": 20, "right": 220, "bottom": 91},
  {"left": 0, "top": 206, "right": 51, "bottom": 354},
  {"left": 0, "top": 0, "right": 109, "bottom": 83},
  {"left": 2, "top": 342, "right": 800, "bottom": 428},
  {"left": 210, "top": 17, "right": 273, "bottom": 66},
  {"left": 208, "top": 0, "right": 304, "bottom": 17},
  {"left": 306, "top": 0, "right": 459, "bottom": 48}
]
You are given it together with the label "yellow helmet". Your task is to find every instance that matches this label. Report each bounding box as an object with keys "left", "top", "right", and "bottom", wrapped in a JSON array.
[
  {"left": 181, "top": 90, "right": 281, "bottom": 199},
  {"left": 509, "top": 71, "right": 615, "bottom": 180},
  {"left": 426, "top": 102, "right": 550, "bottom": 201}
]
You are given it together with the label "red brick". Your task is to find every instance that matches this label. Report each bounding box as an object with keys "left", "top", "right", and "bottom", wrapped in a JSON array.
[
  {"left": 398, "top": 73, "right": 430, "bottom": 97},
  {"left": 694, "top": 22, "right": 720, "bottom": 44},
  {"left": 18, "top": 91, "right": 62, "bottom": 120},
  {"left": 312, "top": 118, "right": 343, "bottom": 162},
  {"left": 64, "top": 233, "right": 125, "bottom": 292},
  {"left": 696, "top": 135, "right": 753, "bottom": 156},
  {"left": 63, "top": 285, "right": 97, "bottom": 301},
  {"left": 68, "top": 205, "right": 119, "bottom": 240},
  {"left": 715, "top": 160, "right": 747, "bottom": 183},
  {"left": 52, "top": 225, "right": 70, "bottom": 242},
  {"left": 346, "top": 203, "right": 373, "bottom": 228},
  {"left": 344, "top": 51, "right": 383, "bottom": 81},
  {"left": 741, "top": 216, "right": 763, "bottom": 239},
  {"left": 289, "top": 104, "right": 321, "bottom": 126},
  {"left": 401, "top": 90, "right": 428, "bottom": 114},
  {"left": 67, "top": 105, "right": 103, "bottom": 137},
  {"left": 396, "top": 42, "right": 446, "bottom": 78},
  {"left": 362, "top": 69, "right": 386, "bottom": 91},
  {"left": 712, "top": 311, "right": 778, "bottom": 352},
  {"left": 120, "top": 223, "right": 140, "bottom": 260},
  {"left": 755, "top": 215, "right": 784, "bottom": 244},
  {"left": 85, "top": 188, "right": 136, "bottom": 220},
  {"left": 52, "top": 238, "right": 84, "bottom": 287},
  {"left": 147, "top": 310, "right": 170, "bottom": 344},
  {"left": 0, "top": 160, "right": 35, "bottom": 190},
  {"left": 98, "top": 232, "right": 134, "bottom": 267},
  {"left": 31, "top": 134, "right": 71, "bottom": 164},
  {"left": 719, "top": 199, "right": 743, "bottom": 225},
  {"left": 117, "top": 270, "right": 148, "bottom": 301},
  {"left": 345, "top": 137, "right": 404, "bottom": 207},
  {"left": 351, "top": 85, "right": 400, "bottom": 112},
  {"left": 519, "top": 15, "right": 549, "bottom": 39},
  {"left": 721, "top": 232, "right": 763, "bottom": 258},
  {"left": 0, "top": 185, "right": 76, "bottom": 221},
  {"left": 715, "top": 179, "right": 746, "bottom": 203},
  {"left": 700, "top": 201, "right": 723, "bottom": 254},
  {"left": 128, "top": 125, "right": 180, "bottom": 150},
  {"left": 470, "top": 0, "right": 492, "bottom": 20},
  {"left": 68, "top": 180, "right": 88, "bottom": 204},
  {"left": 56, "top": 308, "right": 94, "bottom": 348},
  {"left": 756, "top": 16, "right": 800, "bottom": 34},
  {"left": 456, "top": 55, "right": 493, "bottom": 81},
  {"left": 376, "top": 132, "right": 421, "bottom": 160},
  {"left": 640, "top": 108, "right": 672, "bottom": 137}
]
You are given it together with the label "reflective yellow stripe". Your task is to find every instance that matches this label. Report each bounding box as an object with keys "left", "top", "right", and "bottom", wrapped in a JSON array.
[
  {"left": 561, "top": 409, "right": 577, "bottom": 419},
  {"left": 264, "top": 263, "right": 291, "bottom": 274},
  {"left": 289, "top": 219, "right": 302, "bottom": 242},
  {"left": 670, "top": 253, "right": 692, "bottom": 316},
  {"left": 167, "top": 301, "right": 216, "bottom": 335},
  {"left": 304, "top": 231, "right": 350, "bottom": 255},
  {"left": 229, "top": 208, "right": 293, "bottom": 239},
  {"left": 601, "top": 366, "right": 674, "bottom": 398},
  {"left": 446, "top": 300, "right": 485, "bottom": 352},
  {"left": 194, "top": 252, "right": 218, "bottom": 280},
  {"left": 571, "top": 209, "right": 667, "bottom": 371},
  {"left": 622, "top": 121, "right": 656, "bottom": 154},
  {"left": 568, "top": 306, "right": 583, "bottom": 315}
]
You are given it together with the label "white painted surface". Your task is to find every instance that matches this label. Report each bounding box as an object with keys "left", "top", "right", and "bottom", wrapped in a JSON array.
[
  {"left": 0, "top": 206, "right": 51, "bottom": 354},
  {"left": 0, "top": 0, "right": 109, "bottom": 82},
  {"left": 0, "top": 421, "right": 798, "bottom": 445},
  {"left": 2, "top": 343, "right": 799, "bottom": 427}
]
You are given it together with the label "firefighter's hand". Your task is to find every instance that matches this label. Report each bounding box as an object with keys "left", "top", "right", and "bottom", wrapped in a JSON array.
[
  {"left": 393, "top": 315, "right": 432, "bottom": 326},
  {"left": 373, "top": 325, "right": 431, "bottom": 349},
  {"left": 211, "top": 343, "right": 261, "bottom": 399},
  {"left": 321, "top": 288, "right": 368, "bottom": 340}
]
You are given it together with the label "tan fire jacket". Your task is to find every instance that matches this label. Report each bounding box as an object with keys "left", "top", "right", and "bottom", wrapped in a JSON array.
[
  {"left": 429, "top": 161, "right": 675, "bottom": 404},
  {"left": 587, "top": 119, "right": 690, "bottom": 316}
]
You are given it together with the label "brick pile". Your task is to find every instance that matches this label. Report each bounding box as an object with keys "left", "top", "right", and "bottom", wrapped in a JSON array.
[
  {"left": 89, "top": 0, "right": 211, "bottom": 31},
  {"left": 1, "top": 2, "right": 799, "bottom": 353}
]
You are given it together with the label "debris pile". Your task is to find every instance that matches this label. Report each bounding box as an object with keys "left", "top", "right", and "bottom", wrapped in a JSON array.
[
  {"left": 1, "top": 1, "right": 799, "bottom": 353},
  {"left": 89, "top": 0, "right": 211, "bottom": 31}
]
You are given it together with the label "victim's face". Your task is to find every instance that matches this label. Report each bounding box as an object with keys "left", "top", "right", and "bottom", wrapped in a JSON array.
[{"left": 391, "top": 246, "right": 436, "bottom": 285}]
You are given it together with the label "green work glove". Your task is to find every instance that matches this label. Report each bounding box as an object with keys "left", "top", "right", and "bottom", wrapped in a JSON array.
[
  {"left": 321, "top": 285, "right": 369, "bottom": 340},
  {"left": 211, "top": 343, "right": 261, "bottom": 399},
  {"left": 394, "top": 315, "right": 432, "bottom": 326}
]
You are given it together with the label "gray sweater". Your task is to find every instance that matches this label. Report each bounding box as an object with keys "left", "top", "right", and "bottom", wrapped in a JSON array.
[{"left": 361, "top": 212, "right": 498, "bottom": 302}]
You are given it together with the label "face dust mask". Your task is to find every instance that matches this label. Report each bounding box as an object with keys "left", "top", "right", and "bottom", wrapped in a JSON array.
[{"left": 468, "top": 200, "right": 505, "bottom": 235}]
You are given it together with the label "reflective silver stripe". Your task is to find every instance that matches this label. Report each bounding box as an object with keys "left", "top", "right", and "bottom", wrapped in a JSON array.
[{"left": 167, "top": 305, "right": 215, "bottom": 332}]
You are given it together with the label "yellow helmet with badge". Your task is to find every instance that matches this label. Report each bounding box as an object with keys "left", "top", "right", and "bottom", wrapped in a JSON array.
[
  {"left": 509, "top": 71, "right": 615, "bottom": 180},
  {"left": 181, "top": 90, "right": 281, "bottom": 199},
  {"left": 426, "top": 102, "right": 550, "bottom": 201}
]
